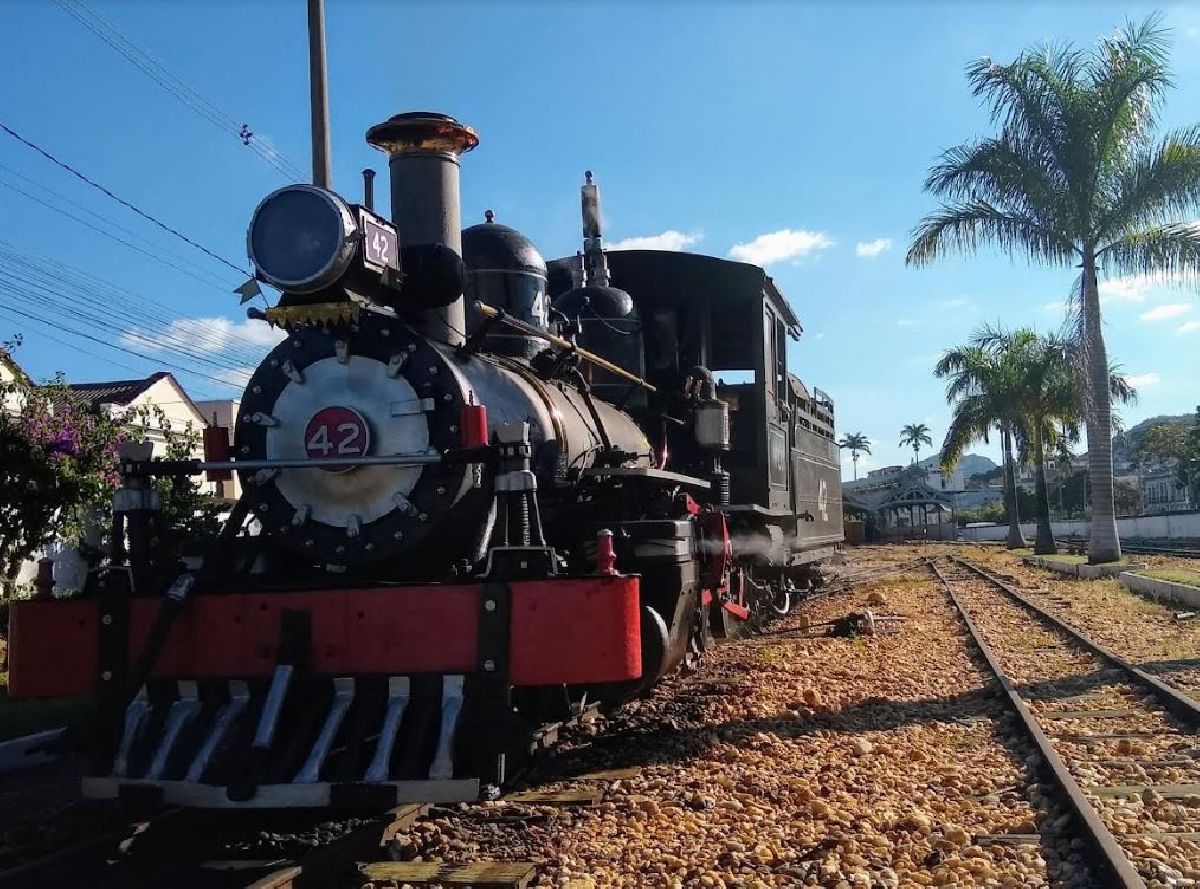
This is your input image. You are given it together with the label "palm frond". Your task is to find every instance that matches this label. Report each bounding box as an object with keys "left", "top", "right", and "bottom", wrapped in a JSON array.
[
  {"left": 1099, "top": 221, "right": 1200, "bottom": 282},
  {"left": 941, "top": 395, "right": 993, "bottom": 472},
  {"left": 906, "top": 200, "right": 1075, "bottom": 266},
  {"left": 1110, "top": 367, "right": 1138, "bottom": 405},
  {"left": 1089, "top": 16, "right": 1172, "bottom": 171},
  {"left": 965, "top": 48, "right": 1079, "bottom": 183},
  {"left": 1100, "top": 127, "right": 1200, "bottom": 237},
  {"left": 925, "top": 134, "right": 1069, "bottom": 224}
]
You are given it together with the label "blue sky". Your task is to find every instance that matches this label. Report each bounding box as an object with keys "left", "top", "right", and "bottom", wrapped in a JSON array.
[{"left": 1, "top": 1, "right": 1197, "bottom": 478}]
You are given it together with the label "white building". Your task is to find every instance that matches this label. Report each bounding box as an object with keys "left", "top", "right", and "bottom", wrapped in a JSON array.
[
  {"left": 1142, "top": 467, "right": 1193, "bottom": 514},
  {"left": 195, "top": 398, "right": 243, "bottom": 501},
  {"left": 65, "top": 372, "right": 222, "bottom": 497},
  {"left": 0, "top": 347, "right": 29, "bottom": 416}
]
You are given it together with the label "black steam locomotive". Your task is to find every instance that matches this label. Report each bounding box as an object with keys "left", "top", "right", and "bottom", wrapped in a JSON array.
[{"left": 7, "top": 112, "right": 842, "bottom": 808}]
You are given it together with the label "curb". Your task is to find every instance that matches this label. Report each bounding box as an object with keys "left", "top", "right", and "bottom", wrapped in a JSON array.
[
  {"left": 1021, "top": 556, "right": 1143, "bottom": 579},
  {"left": 1119, "top": 571, "right": 1200, "bottom": 608}
]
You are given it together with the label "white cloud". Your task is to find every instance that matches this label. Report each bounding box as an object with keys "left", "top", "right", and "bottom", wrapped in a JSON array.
[
  {"left": 728, "top": 229, "right": 834, "bottom": 266},
  {"left": 608, "top": 230, "right": 701, "bottom": 252},
  {"left": 939, "top": 298, "right": 969, "bottom": 309},
  {"left": 123, "top": 317, "right": 286, "bottom": 355},
  {"left": 1099, "top": 274, "right": 1165, "bottom": 303},
  {"left": 1177, "top": 320, "right": 1200, "bottom": 334},
  {"left": 1124, "top": 372, "right": 1160, "bottom": 388},
  {"left": 813, "top": 332, "right": 825, "bottom": 340},
  {"left": 897, "top": 318, "right": 922, "bottom": 327},
  {"left": 855, "top": 238, "right": 892, "bottom": 259},
  {"left": 1139, "top": 303, "right": 1192, "bottom": 322},
  {"left": 1043, "top": 301, "right": 1066, "bottom": 313}
]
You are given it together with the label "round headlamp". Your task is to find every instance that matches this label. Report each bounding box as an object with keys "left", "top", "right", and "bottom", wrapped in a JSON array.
[{"left": 247, "top": 185, "right": 359, "bottom": 294}]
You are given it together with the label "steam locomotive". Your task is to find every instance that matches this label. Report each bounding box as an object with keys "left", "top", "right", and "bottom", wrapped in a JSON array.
[{"left": 7, "top": 112, "right": 843, "bottom": 808}]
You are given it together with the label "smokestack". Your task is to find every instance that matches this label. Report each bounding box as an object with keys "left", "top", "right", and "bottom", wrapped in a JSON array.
[
  {"left": 365, "top": 112, "right": 478, "bottom": 346},
  {"left": 580, "top": 171, "right": 611, "bottom": 288}
]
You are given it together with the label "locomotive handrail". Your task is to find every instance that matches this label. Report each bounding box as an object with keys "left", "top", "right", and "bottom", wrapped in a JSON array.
[
  {"left": 118, "top": 448, "right": 488, "bottom": 477},
  {"left": 475, "top": 301, "right": 657, "bottom": 392}
]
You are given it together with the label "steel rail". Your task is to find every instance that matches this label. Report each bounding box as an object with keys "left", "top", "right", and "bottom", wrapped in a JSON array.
[
  {"left": 951, "top": 555, "right": 1200, "bottom": 724},
  {"left": 927, "top": 558, "right": 1149, "bottom": 889},
  {"left": 1053, "top": 539, "right": 1200, "bottom": 560}
]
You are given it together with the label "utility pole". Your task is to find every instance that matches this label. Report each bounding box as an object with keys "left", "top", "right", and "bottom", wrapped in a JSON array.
[{"left": 307, "top": 0, "right": 332, "bottom": 189}]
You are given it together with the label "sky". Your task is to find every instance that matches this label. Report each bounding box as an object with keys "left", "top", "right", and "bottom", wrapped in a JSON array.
[{"left": 1, "top": 0, "right": 1198, "bottom": 480}]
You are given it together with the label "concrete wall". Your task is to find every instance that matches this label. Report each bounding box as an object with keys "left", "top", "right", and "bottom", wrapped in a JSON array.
[{"left": 960, "top": 511, "right": 1200, "bottom": 541}]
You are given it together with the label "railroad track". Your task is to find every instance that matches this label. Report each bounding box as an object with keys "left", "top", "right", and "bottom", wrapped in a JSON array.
[
  {"left": 1055, "top": 539, "right": 1200, "bottom": 560},
  {"left": 930, "top": 554, "right": 1200, "bottom": 887},
  {"left": 0, "top": 801, "right": 480, "bottom": 889},
  {"left": 0, "top": 560, "right": 904, "bottom": 889}
]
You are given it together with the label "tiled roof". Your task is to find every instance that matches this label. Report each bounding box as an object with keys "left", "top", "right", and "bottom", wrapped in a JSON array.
[{"left": 63, "top": 371, "right": 170, "bottom": 408}]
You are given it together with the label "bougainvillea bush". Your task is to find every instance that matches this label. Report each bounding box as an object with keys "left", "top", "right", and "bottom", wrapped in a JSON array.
[
  {"left": 0, "top": 375, "right": 122, "bottom": 584},
  {"left": 0, "top": 374, "right": 222, "bottom": 590}
]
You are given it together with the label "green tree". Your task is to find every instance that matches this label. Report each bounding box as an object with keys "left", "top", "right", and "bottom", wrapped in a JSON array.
[
  {"left": 899, "top": 423, "right": 933, "bottom": 465},
  {"left": 907, "top": 19, "right": 1200, "bottom": 563},
  {"left": 935, "top": 330, "right": 1028, "bottom": 548},
  {"left": 1005, "top": 334, "right": 1135, "bottom": 554},
  {"left": 0, "top": 371, "right": 221, "bottom": 591},
  {"left": 1137, "top": 410, "right": 1200, "bottom": 505},
  {"left": 1005, "top": 332, "right": 1067, "bottom": 554},
  {"left": 0, "top": 377, "right": 121, "bottom": 584},
  {"left": 837, "top": 432, "right": 871, "bottom": 480}
]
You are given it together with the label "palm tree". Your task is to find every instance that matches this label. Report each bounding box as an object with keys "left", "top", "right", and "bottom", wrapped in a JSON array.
[
  {"left": 837, "top": 432, "right": 871, "bottom": 480},
  {"left": 936, "top": 329, "right": 1029, "bottom": 549},
  {"left": 900, "top": 423, "right": 933, "bottom": 466},
  {"left": 1011, "top": 334, "right": 1076, "bottom": 554},
  {"left": 907, "top": 19, "right": 1200, "bottom": 563},
  {"left": 1011, "top": 335, "right": 1139, "bottom": 554}
]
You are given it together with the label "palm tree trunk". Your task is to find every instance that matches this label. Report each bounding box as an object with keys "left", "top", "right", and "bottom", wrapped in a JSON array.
[
  {"left": 1002, "top": 421, "right": 1025, "bottom": 549},
  {"left": 1032, "top": 424, "right": 1056, "bottom": 554},
  {"left": 1081, "top": 252, "right": 1121, "bottom": 564},
  {"left": 853, "top": 452, "right": 858, "bottom": 481}
]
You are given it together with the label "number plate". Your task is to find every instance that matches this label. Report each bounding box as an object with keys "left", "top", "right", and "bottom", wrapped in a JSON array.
[
  {"left": 361, "top": 214, "right": 399, "bottom": 272},
  {"left": 305, "top": 405, "right": 371, "bottom": 472}
]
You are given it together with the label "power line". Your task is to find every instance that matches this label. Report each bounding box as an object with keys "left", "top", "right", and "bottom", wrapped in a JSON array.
[
  {"left": 0, "top": 240, "right": 276, "bottom": 369},
  {"left": 0, "top": 167, "right": 236, "bottom": 292},
  {"left": 0, "top": 292, "right": 247, "bottom": 391},
  {"left": 0, "top": 309, "right": 226, "bottom": 400},
  {"left": 0, "top": 241, "right": 272, "bottom": 366},
  {"left": 0, "top": 267, "right": 253, "bottom": 374},
  {"left": 53, "top": 0, "right": 306, "bottom": 181},
  {"left": 0, "top": 119, "right": 249, "bottom": 277}
]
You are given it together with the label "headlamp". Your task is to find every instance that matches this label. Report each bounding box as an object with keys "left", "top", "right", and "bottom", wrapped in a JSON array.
[{"left": 247, "top": 185, "right": 359, "bottom": 294}]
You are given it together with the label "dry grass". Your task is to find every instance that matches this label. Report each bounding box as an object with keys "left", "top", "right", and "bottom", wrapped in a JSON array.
[{"left": 1138, "top": 567, "right": 1200, "bottom": 587}]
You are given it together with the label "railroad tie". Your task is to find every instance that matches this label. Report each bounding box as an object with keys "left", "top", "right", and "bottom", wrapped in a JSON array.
[
  {"left": 504, "top": 788, "right": 602, "bottom": 806},
  {"left": 360, "top": 860, "right": 538, "bottom": 888}
]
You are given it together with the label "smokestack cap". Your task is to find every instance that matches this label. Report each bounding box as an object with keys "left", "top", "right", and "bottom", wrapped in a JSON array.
[{"left": 366, "top": 112, "right": 479, "bottom": 156}]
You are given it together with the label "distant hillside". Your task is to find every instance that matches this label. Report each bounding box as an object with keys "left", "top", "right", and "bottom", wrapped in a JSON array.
[
  {"left": 918, "top": 452, "right": 998, "bottom": 477},
  {"left": 1113, "top": 414, "right": 1194, "bottom": 466}
]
